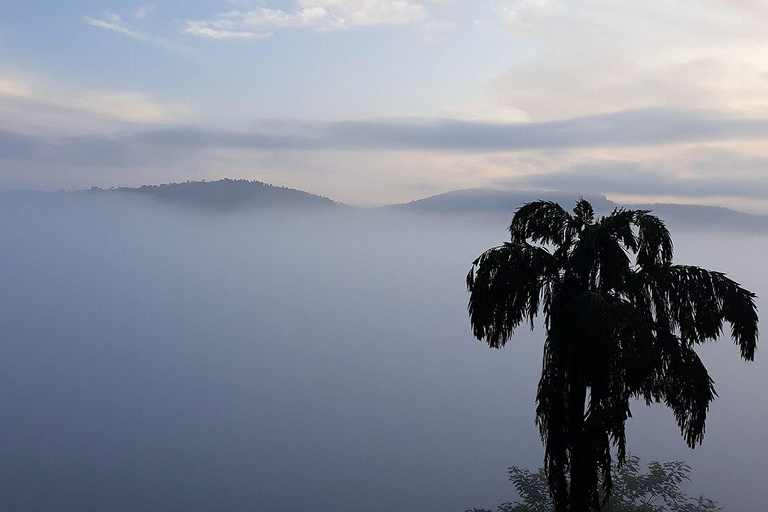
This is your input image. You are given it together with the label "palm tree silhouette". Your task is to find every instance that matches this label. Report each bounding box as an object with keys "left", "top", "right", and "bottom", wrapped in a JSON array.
[{"left": 466, "top": 199, "right": 758, "bottom": 512}]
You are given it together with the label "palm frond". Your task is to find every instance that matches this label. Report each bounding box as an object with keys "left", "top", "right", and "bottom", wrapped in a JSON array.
[
  {"left": 596, "top": 209, "right": 639, "bottom": 253},
  {"left": 655, "top": 333, "right": 717, "bottom": 447},
  {"left": 467, "top": 242, "right": 556, "bottom": 348},
  {"left": 508, "top": 201, "right": 576, "bottom": 247},
  {"left": 661, "top": 265, "right": 758, "bottom": 359},
  {"left": 635, "top": 211, "right": 673, "bottom": 268}
]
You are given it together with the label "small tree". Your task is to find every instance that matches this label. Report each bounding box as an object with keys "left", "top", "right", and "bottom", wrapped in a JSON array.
[{"left": 469, "top": 454, "right": 721, "bottom": 512}]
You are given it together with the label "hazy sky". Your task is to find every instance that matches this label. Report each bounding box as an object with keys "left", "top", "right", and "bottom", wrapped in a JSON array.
[{"left": 4, "top": 1, "right": 768, "bottom": 208}]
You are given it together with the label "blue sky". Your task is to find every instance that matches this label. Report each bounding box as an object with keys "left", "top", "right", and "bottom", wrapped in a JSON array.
[
  {"left": 2, "top": 1, "right": 521, "bottom": 121},
  {"left": 4, "top": 0, "right": 768, "bottom": 209}
]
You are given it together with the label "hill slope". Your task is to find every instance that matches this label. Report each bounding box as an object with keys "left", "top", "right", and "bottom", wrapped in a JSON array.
[
  {"left": 84, "top": 179, "right": 343, "bottom": 212},
  {"left": 387, "top": 188, "right": 768, "bottom": 233},
  {"left": 23, "top": 180, "right": 768, "bottom": 233},
  {"left": 386, "top": 188, "right": 613, "bottom": 215}
]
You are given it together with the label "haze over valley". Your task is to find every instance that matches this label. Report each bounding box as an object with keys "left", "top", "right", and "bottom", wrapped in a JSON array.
[{"left": 0, "top": 181, "right": 766, "bottom": 511}]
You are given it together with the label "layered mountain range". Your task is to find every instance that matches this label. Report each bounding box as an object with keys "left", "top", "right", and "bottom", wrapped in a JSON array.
[{"left": 5, "top": 178, "right": 766, "bottom": 233}]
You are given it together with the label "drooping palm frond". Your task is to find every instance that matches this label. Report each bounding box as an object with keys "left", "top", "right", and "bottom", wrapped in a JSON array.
[
  {"left": 467, "top": 242, "right": 557, "bottom": 347},
  {"left": 634, "top": 211, "right": 673, "bottom": 269},
  {"left": 596, "top": 209, "right": 640, "bottom": 252},
  {"left": 656, "top": 334, "right": 717, "bottom": 447},
  {"left": 508, "top": 201, "right": 576, "bottom": 247},
  {"left": 658, "top": 265, "right": 758, "bottom": 359}
]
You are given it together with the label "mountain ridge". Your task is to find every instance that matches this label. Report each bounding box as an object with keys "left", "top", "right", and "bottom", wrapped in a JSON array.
[
  {"left": 8, "top": 179, "right": 765, "bottom": 232},
  {"left": 77, "top": 178, "right": 344, "bottom": 212},
  {"left": 389, "top": 187, "right": 768, "bottom": 233}
]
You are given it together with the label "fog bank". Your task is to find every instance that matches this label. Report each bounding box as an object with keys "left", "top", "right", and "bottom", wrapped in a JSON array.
[{"left": 0, "top": 193, "right": 765, "bottom": 511}]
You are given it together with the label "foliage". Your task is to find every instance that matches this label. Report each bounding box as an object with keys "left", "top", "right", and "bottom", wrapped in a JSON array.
[
  {"left": 468, "top": 455, "right": 721, "bottom": 512},
  {"left": 466, "top": 199, "right": 758, "bottom": 511}
]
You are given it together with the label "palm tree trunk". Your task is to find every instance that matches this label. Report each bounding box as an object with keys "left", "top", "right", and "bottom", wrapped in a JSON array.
[{"left": 568, "top": 378, "right": 589, "bottom": 511}]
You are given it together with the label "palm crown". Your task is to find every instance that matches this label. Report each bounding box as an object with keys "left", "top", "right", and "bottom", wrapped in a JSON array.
[{"left": 467, "top": 199, "right": 758, "bottom": 511}]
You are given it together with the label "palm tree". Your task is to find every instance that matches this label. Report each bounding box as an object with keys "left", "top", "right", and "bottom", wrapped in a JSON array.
[{"left": 466, "top": 199, "right": 758, "bottom": 512}]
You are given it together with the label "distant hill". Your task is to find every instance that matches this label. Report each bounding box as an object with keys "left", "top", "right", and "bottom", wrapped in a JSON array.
[
  {"left": 630, "top": 202, "right": 768, "bottom": 234},
  {"left": 385, "top": 188, "right": 614, "bottom": 215},
  {"left": 81, "top": 179, "right": 344, "bottom": 212},
  {"left": 11, "top": 180, "right": 766, "bottom": 233},
  {"left": 386, "top": 188, "right": 768, "bottom": 234}
]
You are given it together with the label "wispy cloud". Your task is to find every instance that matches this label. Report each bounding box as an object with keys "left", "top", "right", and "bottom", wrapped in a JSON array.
[
  {"left": 84, "top": 12, "right": 190, "bottom": 52},
  {"left": 185, "top": 22, "right": 273, "bottom": 40},
  {"left": 9, "top": 108, "right": 768, "bottom": 156},
  {"left": 185, "top": 0, "right": 435, "bottom": 40},
  {"left": 84, "top": 14, "right": 147, "bottom": 40},
  {"left": 132, "top": 109, "right": 768, "bottom": 152},
  {"left": 134, "top": 5, "right": 155, "bottom": 19},
  {"left": 508, "top": 161, "right": 768, "bottom": 200},
  {"left": 0, "top": 67, "right": 191, "bottom": 135},
  {"left": 0, "top": 75, "right": 32, "bottom": 98}
]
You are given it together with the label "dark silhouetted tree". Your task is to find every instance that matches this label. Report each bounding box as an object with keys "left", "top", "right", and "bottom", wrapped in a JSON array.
[
  {"left": 468, "top": 454, "right": 720, "bottom": 512},
  {"left": 467, "top": 199, "right": 758, "bottom": 511}
]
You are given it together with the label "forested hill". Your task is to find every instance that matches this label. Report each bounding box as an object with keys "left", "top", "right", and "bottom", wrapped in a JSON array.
[{"left": 82, "top": 179, "right": 343, "bottom": 211}]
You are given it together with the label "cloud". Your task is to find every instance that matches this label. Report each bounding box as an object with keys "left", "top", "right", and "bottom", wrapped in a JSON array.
[
  {"left": 184, "top": 22, "right": 273, "bottom": 40},
  {"left": 85, "top": 14, "right": 147, "bottom": 40},
  {"left": 134, "top": 5, "right": 155, "bottom": 19},
  {"left": 495, "top": 0, "right": 559, "bottom": 27},
  {"left": 508, "top": 161, "right": 768, "bottom": 200},
  {"left": 185, "top": 0, "right": 432, "bottom": 39},
  {"left": 178, "top": 109, "right": 768, "bottom": 152},
  {"left": 0, "top": 76, "right": 32, "bottom": 98},
  {"left": 484, "top": 0, "right": 768, "bottom": 121},
  {"left": 5, "top": 107, "right": 768, "bottom": 156},
  {"left": 5, "top": 98, "right": 768, "bottom": 209},
  {"left": 419, "top": 19, "right": 458, "bottom": 45},
  {"left": 0, "top": 66, "right": 191, "bottom": 134},
  {"left": 68, "top": 91, "right": 190, "bottom": 124},
  {"left": 84, "top": 12, "right": 190, "bottom": 52}
]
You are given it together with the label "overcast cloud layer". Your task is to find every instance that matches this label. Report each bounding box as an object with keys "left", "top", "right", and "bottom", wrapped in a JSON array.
[{"left": 4, "top": 1, "right": 768, "bottom": 209}]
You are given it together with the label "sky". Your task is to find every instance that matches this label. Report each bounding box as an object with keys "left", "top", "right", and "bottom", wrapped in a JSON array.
[{"left": 3, "top": 0, "right": 768, "bottom": 208}]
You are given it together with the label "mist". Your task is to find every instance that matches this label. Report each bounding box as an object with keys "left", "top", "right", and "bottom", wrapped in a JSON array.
[{"left": 0, "top": 192, "right": 765, "bottom": 511}]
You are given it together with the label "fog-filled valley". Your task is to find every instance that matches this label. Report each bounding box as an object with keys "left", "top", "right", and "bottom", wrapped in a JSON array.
[{"left": 0, "top": 189, "right": 766, "bottom": 511}]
